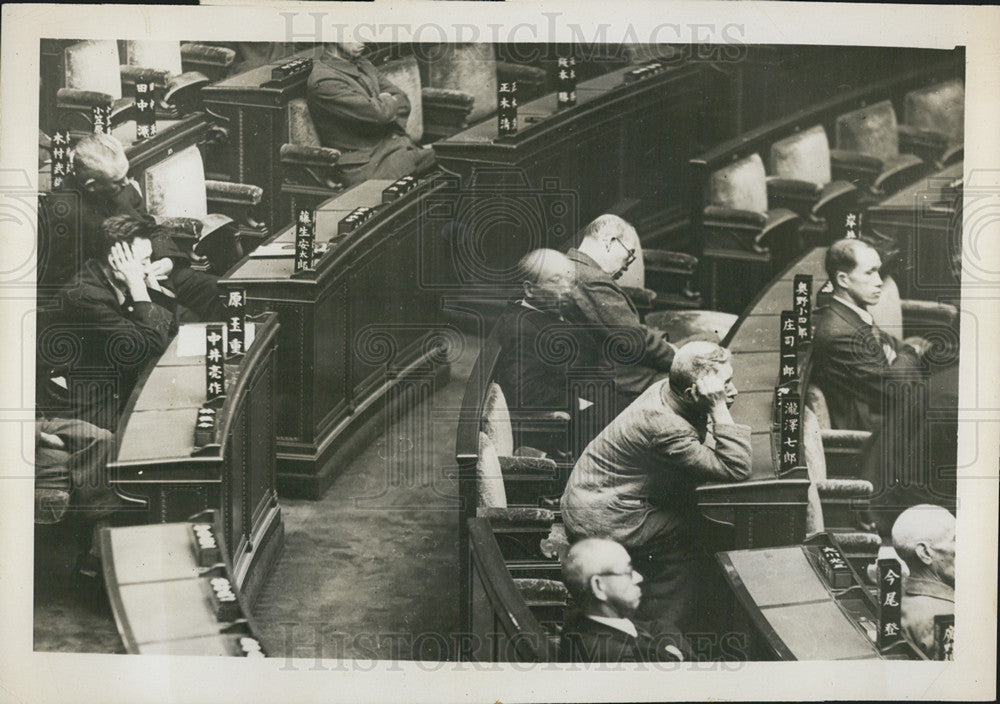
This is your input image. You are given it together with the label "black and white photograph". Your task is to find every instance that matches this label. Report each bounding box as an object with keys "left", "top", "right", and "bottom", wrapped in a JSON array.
[{"left": 1, "top": 2, "right": 997, "bottom": 702}]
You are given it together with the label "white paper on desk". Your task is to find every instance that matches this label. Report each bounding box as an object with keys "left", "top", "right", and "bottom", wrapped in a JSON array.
[
  {"left": 176, "top": 322, "right": 256, "bottom": 357},
  {"left": 248, "top": 241, "right": 328, "bottom": 258}
]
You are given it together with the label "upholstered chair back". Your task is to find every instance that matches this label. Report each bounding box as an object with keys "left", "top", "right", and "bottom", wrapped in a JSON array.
[
  {"left": 124, "top": 41, "right": 183, "bottom": 76},
  {"left": 482, "top": 382, "right": 514, "bottom": 457},
  {"left": 905, "top": 79, "right": 964, "bottom": 143},
  {"left": 804, "top": 383, "right": 833, "bottom": 431},
  {"left": 476, "top": 431, "right": 509, "bottom": 509},
  {"left": 143, "top": 145, "right": 208, "bottom": 219},
  {"left": 709, "top": 153, "right": 769, "bottom": 214},
  {"left": 422, "top": 43, "right": 498, "bottom": 123},
  {"left": 835, "top": 100, "right": 900, "bottom": 163},
  {"left": 770, "top": 124, "right": 833, "bottom": 186},
  {"left": 287, "top": 97, "right": 322, "bottom": 148},
  {"left": 64, "top": 40, "right": 122, "bottom": 99},
  {"left": 378, "top": 55, "right": 424, "bottom": 143}
]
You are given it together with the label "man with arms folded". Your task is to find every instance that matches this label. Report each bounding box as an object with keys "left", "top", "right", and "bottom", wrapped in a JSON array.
[{"left": 560, "top": 341, "right": 751, "bottom": 645}]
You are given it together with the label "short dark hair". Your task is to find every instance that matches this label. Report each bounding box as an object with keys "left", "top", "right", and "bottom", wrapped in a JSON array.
[
  {"left": 97, "top": 214, "right": 158, "bottom": 257},
  {"left": 825, "top": 238, "right": 875, "bottom": 282}
]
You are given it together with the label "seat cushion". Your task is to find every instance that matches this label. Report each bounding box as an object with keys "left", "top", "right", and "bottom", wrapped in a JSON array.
[
  {"left": 423, "top": 43, "right": 498, "bottom": 124},
  {"left": 709, "top": 153, "right": 768, "bottom": 214},
  {"left": 378, "top": 55, "right": 423, "bottom": 143},
  {"left": 477, "top": 432, "right": 508, "bottom": 509},
  {"left": 770, "top": 125, "right": 833, "bottom": 186},
  {"left": 482, "top": 382, "right": 514, "bottom": 456},
  {"left": 287, "top": 97, "right": 321, "bottom": 148},
  {"left": 143, "top": 144, "right": 208, "bottom": 219},
  {"left": 64, "top": 40, "right": 122, "bottom": 99},
  {"left": 835, "top": 100, "right": 900, "bottom": 163},
  {"left": 905, "top": 79, "right": 964, "bottom": 143},
  {"left": 125, "top": 41, "right": 183, "bottom": 76}
]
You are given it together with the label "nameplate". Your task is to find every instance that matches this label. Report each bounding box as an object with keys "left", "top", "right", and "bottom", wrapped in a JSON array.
[
  {"left": 91, "top": 104, "right": 112, "bottom": 135},
  {"left": 497, "top": 81, "right": 518, "bottom": 137},
  {"left": 190, "top": 522, "right": 222, "bottom": 567},
  {"left": 50, "top": 130, "right": 71, "bottom": 190},
  {"left": 793, "top": 275, "right": 813, "bottom": 343},
  {"left": 933, "top": 613, "right": 955, "bottom": 660},
  {"left": 338, "top": 206, "right": 375, "bottom": 235},
  {"left": 876, "top": 557, "right": 904, "bottom": 650},
  {"left": 818, "top": 545, "right": 852, "bottom": 589},
  {"left": 205, "top": 324, "right": 226, "bottom": 405},
  {"left": 556, "top": 56, "right": 577, "bottom": 109},
  {"left": 224, "top": 289, "right": 246, "bottom": 360},
  {"left": 134, "top": 78, "right": 157, "bottom": 140},
  {"left": 843, "top": 211, "right": 863, "bottom": 239},
  {"left": 381, "top": 175, "right": 418, "bottom": 203},
  {"left": 779, "top": 311, "right": 798, "bottom": 384},
  {"left": 624, "top": 60, "right": 668, "bottom": 84},
  {"left": 266, "top": 58, "right": 313, "bottom": 86},
  {"left": 778, "top": 391, "right": 801, "bottom": 475},
  {"left": 293, "top": 208, "right": 316, "bottom": 273},
  {"left": 207, "top": 576, "right": 241, "bottom": 622}
]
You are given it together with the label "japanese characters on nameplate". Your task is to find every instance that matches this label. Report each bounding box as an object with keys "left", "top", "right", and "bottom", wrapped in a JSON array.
[
  {"left": 793, "top": 274, "right": 813, "bottom": 343},
  {"left": 556, "top": 55, "right": 577, "bottom": 109},
  {"left": 779, "top": 310, "right": 799, "bottom": 384},
  {"left": 224, "top": 288, "right": 246, "bottom": 360},
  {"left": 205, "top": 323, "right": 226, "bottom": 405},
  {"left": 134, "top": 79, "right": 157, "bottom": 140},
  {"left": 50, "top": 130, "right": 71, "bottom": 189},
  {"left": 92, "top": 104, "right": 111, "bottom": 135},
  {"left": 294, "top": 208, "right": 316, "bottom": 273},
  {"left": 497, "top": 80, "right": 518, "bottom": 137},
  {"left": 877, "top": 557, "right": 904, "bottom": 651}
]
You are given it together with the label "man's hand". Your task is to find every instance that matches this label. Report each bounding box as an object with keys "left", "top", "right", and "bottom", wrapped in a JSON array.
[
  {"left": 39, "top": 431, "right": 65, "bottom": 450},
  {"left": 693, "top": 375, "right": 729, "bottom": 411},
  {"left": 107, "top": 242, "right": 150, "bottom": 302},
  {"left": 145, "top": 258, "right": 173, "bottom": 292}
]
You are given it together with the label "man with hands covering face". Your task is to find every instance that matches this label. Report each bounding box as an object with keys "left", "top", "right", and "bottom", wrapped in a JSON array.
[{"left": 560, "top": 341, "right": 751, "bottom": 645}]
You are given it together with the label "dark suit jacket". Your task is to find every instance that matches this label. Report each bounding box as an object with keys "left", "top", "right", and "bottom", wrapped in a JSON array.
[
  {"left": 558, "top": 612, "right": 684, "bottom": 663},
  {"left": 49, "top": 260, "right": 177, "bottom": 430},
  {"left": 307, "top": 49, "right": 412, "bottom": 163},
  {"left": 566, "top": 248, "right": 674, "bottom": 402},
  {"left": 812, "top": 296, "right": 922, "bottom": 431}
]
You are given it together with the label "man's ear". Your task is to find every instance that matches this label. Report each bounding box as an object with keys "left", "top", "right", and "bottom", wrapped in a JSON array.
[
  {"left": 83, "top": 178, "right": 98, "bottom": 191},
  {"left": 913, "top": 541, "right": 934, "bottom": 567},
  {"left": 589, "top": 575, "right": 607, "bottom": 603},
  {"left": 834, "top": 270, "right": 850, "bottom": 290},
  {"left": 522, "top": 281, "right": 534, "bottom": 299}
]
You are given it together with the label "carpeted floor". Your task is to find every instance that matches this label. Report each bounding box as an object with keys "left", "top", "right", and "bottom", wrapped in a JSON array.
[{"left": 32, "top": 336, "right": 478, "bottom": 660}]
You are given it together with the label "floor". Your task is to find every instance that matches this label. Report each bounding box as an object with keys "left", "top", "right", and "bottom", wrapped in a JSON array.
[{"left": 32, "top": 336, "right": 478, "bottom": 660}]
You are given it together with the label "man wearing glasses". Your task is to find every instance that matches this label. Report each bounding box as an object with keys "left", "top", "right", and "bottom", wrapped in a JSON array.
[
  {"left": 559, "top": 537, "right": 686, "bottom": 663},
  {"left": 566, "top": 214, "right": 676, "bottom": 411}
]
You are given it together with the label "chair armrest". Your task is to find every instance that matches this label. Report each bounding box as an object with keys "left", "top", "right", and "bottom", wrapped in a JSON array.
[
  {"left": 812, "top": 180, "right": 858, "bottom": 219},
  {"left": 204, "top": 180, "right": 262, "bottom": 206},
  {"left": 940, "top": 144, "right": 963, "bottom": 167},
  {"left": 498, "top": 455, "right": 558, "bottom": 476},
  {"left": 120, "top": 65, "right": 171, "bottom": 89},
  {"left": 814, "top": 478, "right": 873, "bottom": 498},
  {"left": 156, "top": 216, "right": 203, "bottom": 240},
  {"left": 280, "top": 143, "right": 341, "bottom": 168},
  {"left": 703, "top": 205, "right": 768, "bottom": 228},
  {"left": 422, "top": 88, "right": 475, "bottom": 139},
  {"left": 480, "top": 506, "right": 556, "bottom": 528},
  {"left": 766, "top": 177, "right": 822, "bottom": 199},
  {"left": 180, "top": 43, "right": 237, "bottom": 69},
  {"left": 871, "top": 153, "right": 927, "bottom": 195},
  {"left": 497, "top": 61, "right": 548, "bottom": 99},
  {"left": 830, "top": 149, "right": 884, "bottom": 189},
  {"left": 643, "top": 249, "right": 698, "bottom": 274},
  {"left": 508, "top": 410, "right": 570, "bottom": 432},
  {"left": 898, "top": 123, "right": 949, "bottom": 163},
  {"left": 512, "top": 578, "right": 568, "bottom": 602},
  {"left": 422, "top": 87, "right": 475, "bottom": 110},
  {"left": 56, "top": 89, "right": 135, "bottom": 133},
  {"left": 819, "top": 429, "right": 872, "bottom": 452},
  {"left": 621, "top": 285, "right": 657, "bottom": 309},
  {"left": 900, "top": 299, "right": 959, "bottom": 333}
]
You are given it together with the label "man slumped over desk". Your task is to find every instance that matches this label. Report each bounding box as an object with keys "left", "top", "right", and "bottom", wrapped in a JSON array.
[{"left": 560, "top": 342, "right": 751, "bottom": 645}]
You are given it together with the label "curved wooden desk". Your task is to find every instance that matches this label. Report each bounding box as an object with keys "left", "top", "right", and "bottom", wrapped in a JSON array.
[
  {"left": 109, "top": 313, "right": 283, "bottom": 606},
  {"left": 219, "top": 179, "right": 453, "bottom": 498}
]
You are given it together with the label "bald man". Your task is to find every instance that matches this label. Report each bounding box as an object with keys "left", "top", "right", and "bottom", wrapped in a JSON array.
[
  {"left": 493, "top": 249, "right": 603, "bottom": 424},
  {"left": 561, "top": 341, "right": 751, "bottom": 643},
  {"left": 567, "top": 215, "right": 677, "bottom": 410},
  {"left": 559, "top": 538, "right": 684, "bottom": 663},
  {"left": 892, "top": 505, "right": 955, "bottom": 658}
]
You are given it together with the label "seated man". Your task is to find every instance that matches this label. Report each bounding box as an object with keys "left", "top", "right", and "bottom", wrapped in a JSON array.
[
  {"left": 559, "top": 538, "right": 685, "bottom": 663},
  {"left": 54, "top": 214, "right": 177, "bottom": 431},
  {"left": 567, "top": 214, "right": 676, "bottom": 410},
  {"left": 307, "top": 41, "right": 436, "bottom": 186},
  {"left": 812, "top": 238, "right": 924, "bottom": 431},
  {"left": 44, "top": 133, "right": 224, "bottom": 321},
  {"left": 891, "top": 504, "right": 955, "bottom": 659},
  {"left": 561, "top": 342, "right": 751, "bottom": 642}
]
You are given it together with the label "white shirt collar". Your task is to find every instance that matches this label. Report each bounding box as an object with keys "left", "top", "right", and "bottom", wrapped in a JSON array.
[
  {"left": 518, "top": 298, "right": 563, "bottom": 321},
  {"left": 832, "top": 294, "right": 874, "bottom": 326},
  {"left": 586, "top": 614, "right": 638, "bottom": 638}
]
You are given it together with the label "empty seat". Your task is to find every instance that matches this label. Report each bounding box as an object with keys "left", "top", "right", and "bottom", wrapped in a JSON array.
[
  {"left": 832, "top": 100, "right": 928, "bottom": 196},
  {"left": 901, "top": 80, "right": 964, "bottom": 167}
]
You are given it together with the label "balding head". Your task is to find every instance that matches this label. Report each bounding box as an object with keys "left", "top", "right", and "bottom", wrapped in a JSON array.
[
  {"left": 576, "top": 214, "right": 637, "bottom": 276},
  {"left": 669, "top": 341, "right": 735, "bottom": 401},
  {"left": 562, "top": 538, "right": 643, "bottom": 618},
  {"left": 892, "top": 504, "right": 956, "bottom": 586},
  {"left": 71, "top": 133, "right": 129, "bottom": 197},
  {"left": 515, "top": 248, "right": 574, "bottom": 311}
]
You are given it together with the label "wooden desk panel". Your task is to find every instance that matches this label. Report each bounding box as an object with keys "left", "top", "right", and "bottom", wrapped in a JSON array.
[
  {"left": 220, "top": 180, "right": 451, "bottom": 499},
  {"left": 109, "top": 313, "right": 282, "bottom": 605}
]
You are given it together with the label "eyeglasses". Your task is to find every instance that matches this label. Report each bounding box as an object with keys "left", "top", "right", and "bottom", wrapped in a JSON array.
[
  {"left": 611, "top": 237, "right": 636, "bottom": 269},
  {"left": 595, "top": 566, "right": 638, "bottom": 578}
]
